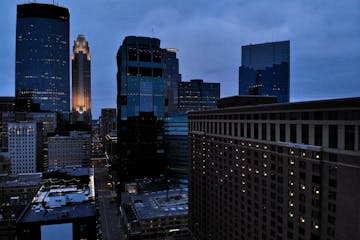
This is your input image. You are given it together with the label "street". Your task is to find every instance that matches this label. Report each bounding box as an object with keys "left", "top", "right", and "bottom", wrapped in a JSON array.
[{"left": 93, "top": 158, "right": 126, "bottom": 240}]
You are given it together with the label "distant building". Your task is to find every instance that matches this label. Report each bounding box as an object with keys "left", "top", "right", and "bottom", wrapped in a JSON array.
[
  {"left": 164, "top": 113, "right": 189, "bottom": 183},
  {"left": 0, "top": 97, "right": 15, "bottom": 112},
  {"left": 48, "top": 131, "right": 91, "bottom": 169},
  {"left": 0, "top": 153, "right": 11, "bottom": 175},
  {"left": 72, "top": 35, "right": 92, "bottom": 125},
  {"left": 121, "top": 186, "right": 190, "bottom": 240},
  {"left": 15, "top": 3, "right": 70, "bottom": 119},
  {"left": 166, "top": 48, "right": 182, "bottom": 114},
  {"left": 16, "top": 169, "right": 96, "bottom": 240},
  {"left": 178, "top": 79, "right": 220, "bottom": 113},
  {"left": 189, "top": 97, "right": 360, "bottom": 240},
  {"left": 0, "top": 97, "right": 15, "bottom": 152},
  {"left": 104, "top": 130, "right": 118, "bottom": 159},
  {"left": 8, "top": 122, "right": 43, "bottom": 174},
  {"left": 239, "top": 40, "right": 290, "bottom": 103},
  {"left": 100, "top": 108, "right": 116, "bottom": 142}
]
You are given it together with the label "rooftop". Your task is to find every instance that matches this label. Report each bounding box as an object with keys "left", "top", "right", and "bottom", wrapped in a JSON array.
[
  {"left": 125, "top": 188, "right": 188, "bottom": 221},
  {"left": 18, "top": 169, "right": 95, "bottom": 223},
  {"left": 0, "top": 173, "right": 42, "bottom": 188}
]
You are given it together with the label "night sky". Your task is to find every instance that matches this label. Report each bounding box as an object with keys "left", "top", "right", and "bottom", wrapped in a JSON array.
[{"left": 0, "top": 0, "right": 359, "bottom": 118}]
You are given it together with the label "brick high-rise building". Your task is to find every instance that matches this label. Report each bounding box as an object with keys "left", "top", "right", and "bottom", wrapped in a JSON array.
[{"left": 189, "top": 97, "right": 360, "bottom": 240}]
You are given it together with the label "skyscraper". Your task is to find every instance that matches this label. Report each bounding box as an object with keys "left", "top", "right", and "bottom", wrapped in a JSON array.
[
  {"left": 8, "top": 122, "right": 43, "bottom": 174},
  {"left": 15, "top": 3, "right": 70, "bottom": 119},
  {"left": 165, "top": 48, "right": 182, "bottom": 114},
  {"left": 116, "top": 36, "right": 168, "bottom": 181},
  {"left": 189, "top": 97, "right": 360, "bottom": 240},
  {"left": 239, "top": 40, "right": 290, "bottom": 103},
  {"left": 72, "top": 35, "right": 91, "bottom": 125}
]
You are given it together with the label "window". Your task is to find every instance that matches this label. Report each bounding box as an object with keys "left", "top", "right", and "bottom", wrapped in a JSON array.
[
  {"left": 328, "top": 125, "right": 338, "bottom": 148},
  {"left": 314, "top": 125, "right": 322, "bottom": 146},
  {"left": 271, "top": 124, "right": 276, "bottom": 141},
  {"left": 240, "top": 123, "right": 244, "bottom": 137},
  {"left": 262, "top": 124, "right": 267, "bottom": 140},
  {"left": 290, "top": 124, "right": 297, "bottom": 143},
  {"left": 344, "top": 125, "right": 355, "bottom": 150},
  {"left": 247, "top": 123, "right": 251, "bottom": 138},
  {"left": 254, "top": 123, "right": 258, "bottom": 139},
  {"left": 280, "top": 124, "right": 286, "bottom": 142}
]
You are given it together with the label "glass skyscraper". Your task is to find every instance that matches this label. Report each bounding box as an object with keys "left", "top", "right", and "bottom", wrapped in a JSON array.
[
  {"left": 15, "top": 3, "right": 70, "bottom": 119},
  {"left": 117, "top": 36, "right": 168, "bottom": 120},
  {"left": 116, "top": 36, "right": 169, "bottom": 181},
  {"left": 239, "top": 40, "right": 290, "bottom": 103}
]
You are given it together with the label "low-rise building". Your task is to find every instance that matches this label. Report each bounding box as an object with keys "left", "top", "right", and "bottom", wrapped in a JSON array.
[
  {"left": 122, "top": 185, "right": 190, "bottom": 240},
  {"left": 16, "top": 168, "right": 96, "bottom": 240}
]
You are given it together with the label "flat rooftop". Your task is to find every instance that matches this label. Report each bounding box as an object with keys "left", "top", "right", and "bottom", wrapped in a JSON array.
[
  {"left": 128, "top": 188, "right": 188, "bottom": 221},
  {"left": 0, "top": 173, "right": 42, "bottom": 187},
  {"left": 20, "top": 202, "right": 95, "bottom": 223}
]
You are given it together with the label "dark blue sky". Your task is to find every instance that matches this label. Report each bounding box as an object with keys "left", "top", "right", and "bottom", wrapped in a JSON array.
[{"left": 1, "top": 0, "right": 359, "bottom": 118}]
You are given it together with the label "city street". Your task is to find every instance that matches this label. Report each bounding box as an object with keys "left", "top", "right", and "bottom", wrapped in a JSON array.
[{"left": 93, "top": 158, "right": 126, "bottom": 240}]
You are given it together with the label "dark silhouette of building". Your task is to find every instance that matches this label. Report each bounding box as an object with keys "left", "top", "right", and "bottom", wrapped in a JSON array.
[
  {"left": 178, "top": 79, "right": 220, "bottom": 113},
  {"left": 189, "top": 97, "right": 360, "bottom": 240},
  {"left": 165, "top": 48, "right": 182, "bottom": 114},
  {"left": 72, "top": 35, "right": 91, "bottom": 125},
  {"left": 239, "top": 40, "right": 290, "bottom": 103},
  {"left": 100, "top": 108, "right": 116, "bottom": 144},
  {"left": 116, "top": 36, "right": 168, "bottom": 182},
  {"left": 15, "top": 3, "right": 70, "bottom": 120}
]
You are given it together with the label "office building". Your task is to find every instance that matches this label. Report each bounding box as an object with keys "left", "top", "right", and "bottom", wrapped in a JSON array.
[
  {"left": 166, "top": 48, "right": 182, "bottom": 114},
  {"left": 8, "top": 122, "right": 43, "bottom": 174},
  {"left": 100, "top": 108, "right": 116, "bottom": 143},
  {"left": 48, "top": 131, "right": 91, "bottom": 169},
  {"left": 121, "top": 184, "right": 190, "bottom": 240},
  {"left": 164, "top": 113, "right": 189, "bottom": 183},
  {"left": 189, "top": 97, "right": 360, "bottom": 240},
  {"left": 116, "top": 36, "right": 168, "bottom": 181},
  {"left": 0, "top": 97, "right": 15, "bottom": 112},
  {"left": 16, "top": 169, "right": 96, "bottom": 240},
  {"left": 15, "top": 3, "right": 70, "bottom": 119},
  {"left": 239, "top": 40, "right": 290, "bottom": 103},
  {"left": 117, "top": 36, "right": 168, "bottom": 120},
  {"left": 178, "top": 79, "right": 220, "bottom": 113},
  {"left": 72, "top": 35, "right": 92, "bottom": 125}
]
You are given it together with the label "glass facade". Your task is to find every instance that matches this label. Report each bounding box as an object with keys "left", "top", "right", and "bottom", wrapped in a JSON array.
[
  {"left": 178, "top": 79, "right": 220, "bottom": 113},
  {"left": 239, "top": 40, "right": 290, "bottom": 103},
  {"left": 164, "top": 113, "right": 188, "bottom": 183},
  {"left": 117, "top": 36, "right": 167, "bottom": 120},
  {"left": 15, "top": 3, "right": 70, "bottom": 119}
]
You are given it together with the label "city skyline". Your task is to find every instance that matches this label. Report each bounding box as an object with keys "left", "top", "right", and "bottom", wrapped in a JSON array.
[{"left": 0, "top": 0, "right": 359, "bottom": 118}]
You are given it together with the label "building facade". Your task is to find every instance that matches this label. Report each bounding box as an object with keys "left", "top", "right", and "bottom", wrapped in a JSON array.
[
  {"left": 72, "top": 35, "right": 92, "bottom": 125},
  {"left": 15, "top": 3, "right": 70, "bottom": 119},
  {"left": 239, "top": 41, "right": 290, "bottom": 103},
  {"left": 100, "top": 108, "right": 116, "bottom": 143},
  {"left": 48, "top": 131, "right": 91, "bottom": 169},
  {"left": 189, "top": 97, "right": 360, "bottom": 240},
  {"left": 8, "top": 122, "right": 43, "bottom": 174},
  {"left": 164, "top": 113, "right": 189, "bottom": 183},
  {"left": 116, "top": 36, "right": 169, "bottom": 182},
  {"left": 178, "top": 79, "right": 220, "bottom": 113}
]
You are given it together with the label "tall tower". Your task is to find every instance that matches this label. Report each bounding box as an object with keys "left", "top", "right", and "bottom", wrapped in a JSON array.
[
  {"left": 72, "top": 35, "right": 91, "bottom": 125},
  {"left": 239, "top": 40, "right": 290, "bottom": 103},
  {"left": 116, "top": 36, "right": 168, "bottom": 182},
  {"left": 15, "top": 3, "right": 70, "bottom": 120}
]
